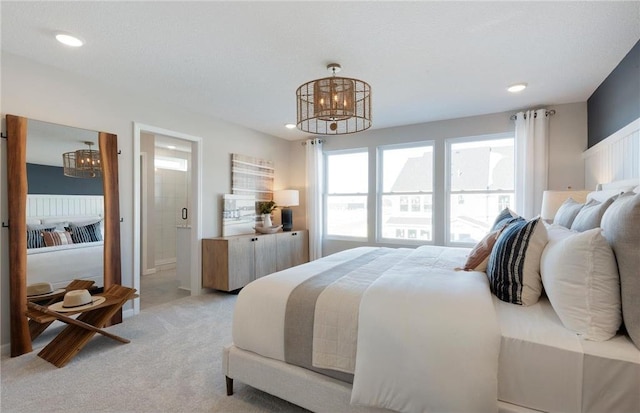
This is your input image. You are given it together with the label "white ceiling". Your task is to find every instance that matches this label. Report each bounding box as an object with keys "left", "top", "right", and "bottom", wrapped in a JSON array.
[{"left": 2, "top": 1, "right": 639, "bottom": 141}]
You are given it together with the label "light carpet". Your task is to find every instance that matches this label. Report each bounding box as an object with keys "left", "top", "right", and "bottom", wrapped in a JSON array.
[{"left": 0, "top": 292, "right": 309, "bottom": 413}]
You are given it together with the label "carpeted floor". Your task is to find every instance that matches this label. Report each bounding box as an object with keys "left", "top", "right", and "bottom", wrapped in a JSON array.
[{"left": 0, "top": 291, "right": 309, "bottom": 413}]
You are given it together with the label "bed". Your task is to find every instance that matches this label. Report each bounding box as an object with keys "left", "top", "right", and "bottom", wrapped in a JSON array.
[
  {"left": 223, "top": 181, "right": 640, "bottom": 413},
  {"left": 26, "top": 195, "right": 105, "bottom": 289}
]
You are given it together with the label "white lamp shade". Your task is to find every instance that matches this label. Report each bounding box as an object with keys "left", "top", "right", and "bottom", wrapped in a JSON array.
[
  {"left": 541, "top": 190, "right": 590, "bottom": 221},
  {"left": 274, "top": 189, "right": 299, "bottom": 207}
]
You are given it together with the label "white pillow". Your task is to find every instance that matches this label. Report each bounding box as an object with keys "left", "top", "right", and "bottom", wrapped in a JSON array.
[{"left": 541, "top": 225, "right": 621, "bottom": 341}]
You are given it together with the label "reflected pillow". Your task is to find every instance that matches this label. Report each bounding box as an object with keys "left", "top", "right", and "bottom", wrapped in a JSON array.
[
  {"left": 67, "top": 221, "right": 103, "bottom": 243},
  {"left": 42, "top": 231, "right": 74, "bottom": 247},
  {"left": 26, "top": 226, "right": 56, "bottom": 249}
]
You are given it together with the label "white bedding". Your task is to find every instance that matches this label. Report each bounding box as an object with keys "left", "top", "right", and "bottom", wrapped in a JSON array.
[
  {"left": 495, "top": 295, "right": 640, "bottom": 413},
  {"left": 350, "top": 246, "right": 500, "bottom": 413},
  {"left": 27, "top": 240, "right": 104, "bottom": 289},
  {"left": 233, "top": 246, "right": 501, "bottom": 413}
]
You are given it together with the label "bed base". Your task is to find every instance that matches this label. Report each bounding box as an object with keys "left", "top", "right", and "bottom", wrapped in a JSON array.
[{"left": 223, "top": 344, "right": 541, "bottom": 413}]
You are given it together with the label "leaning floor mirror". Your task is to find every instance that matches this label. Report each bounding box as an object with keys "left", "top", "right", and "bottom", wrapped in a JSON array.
[{"left": 6, "top": 114, "right": 122, "bottom": 357}]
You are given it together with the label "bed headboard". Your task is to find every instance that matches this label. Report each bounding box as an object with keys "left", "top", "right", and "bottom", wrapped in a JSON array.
[
  {"left": 598, "top": 178, "right": 640, "bottom": 191},
  {"left": 26, "top": 194, "right": 104, "bottom": 219}
]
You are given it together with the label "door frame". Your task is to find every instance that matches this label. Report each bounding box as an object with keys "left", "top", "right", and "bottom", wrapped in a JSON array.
[{"left": 133, "top": 122, "right": 203, "bottom": 315}]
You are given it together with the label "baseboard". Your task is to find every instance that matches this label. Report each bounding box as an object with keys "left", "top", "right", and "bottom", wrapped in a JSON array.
[{"left": 142, "top": 268, "right": 157, "bottom": 276}]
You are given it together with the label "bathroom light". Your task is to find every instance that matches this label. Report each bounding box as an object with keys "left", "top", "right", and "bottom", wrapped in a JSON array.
[
  {"left": 507, "top": 83, "right": 527, "bottom": 93},
  {"left": 56, "top": 33, "right": 84, "bottom": 47},
  {"left": 284, "top": 123, "right": 296, "bottom": 129}
]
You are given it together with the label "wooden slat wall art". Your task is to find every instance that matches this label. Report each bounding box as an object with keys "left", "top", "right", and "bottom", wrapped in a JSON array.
[
  {"left": 583, "top": 118, "right": 640, "bottom": 190},
  {"left": 231, "top": 154, "right": 274, "bottom": 202}
]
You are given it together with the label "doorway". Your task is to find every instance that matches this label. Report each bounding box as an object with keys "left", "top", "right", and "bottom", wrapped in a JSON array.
[{"left": 133, "top": 123, "right": 202, "bottom": 314}]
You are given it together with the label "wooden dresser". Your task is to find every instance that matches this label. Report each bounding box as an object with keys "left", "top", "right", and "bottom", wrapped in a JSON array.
[{"left": 202, "top": 230, "right": 309, "bottom": 291}]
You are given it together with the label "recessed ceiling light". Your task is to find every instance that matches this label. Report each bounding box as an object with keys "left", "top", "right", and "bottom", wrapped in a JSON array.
[
  {"left": 55, "top": 33, "right": 84, "bottom": 47},
  {"left": 507, "top": 83, "right": 527, "bottom": 93},
  {"left": 285, "top": 123, "right": 296, "bottom": 129}
]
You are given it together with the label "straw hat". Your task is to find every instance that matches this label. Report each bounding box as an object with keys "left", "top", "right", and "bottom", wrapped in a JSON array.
[
  {"left": 27, "top": 282, "right": 65, "bottom": 299},
  {"left": 48, "top": 289, "right": 106, "bottom": 313}
]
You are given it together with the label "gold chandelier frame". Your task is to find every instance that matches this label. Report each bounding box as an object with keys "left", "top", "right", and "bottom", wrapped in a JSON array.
[
  {"left": 62, "top": 141, "right": 102, "bottom": 178},
  {"left": 296, "top": 63, "right": 372, "bottom": 135}
]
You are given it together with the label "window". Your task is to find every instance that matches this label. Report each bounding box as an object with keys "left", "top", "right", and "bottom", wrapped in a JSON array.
[
  {"left": 378, "top": 142, "right": 434, "bottom": 242},
  {"left": 447, "top": 135, "right": 514, "bottom": 245},
  {"left": 325, "top": 150, "right": 368, "bottom": 238}
]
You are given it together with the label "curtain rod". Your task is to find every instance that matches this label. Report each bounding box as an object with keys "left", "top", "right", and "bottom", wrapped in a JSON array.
[
  {"left": 301, "top": 138, "right": 325, "bottom": 146},
  {"left": 510, "top": 109, "right": 556, "bottom": 121}
]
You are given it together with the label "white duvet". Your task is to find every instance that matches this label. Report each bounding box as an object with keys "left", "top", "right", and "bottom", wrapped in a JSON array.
[
  {"left": 350, "top": 246, "right": 501, "bottom": 413},
  {"left": 233, "top": 246, "right": 501, "bottom": 413}
]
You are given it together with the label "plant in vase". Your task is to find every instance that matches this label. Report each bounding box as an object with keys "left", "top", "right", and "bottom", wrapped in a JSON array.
[{"left": 258, "top": 200, "right": 277, "bottom": 228}]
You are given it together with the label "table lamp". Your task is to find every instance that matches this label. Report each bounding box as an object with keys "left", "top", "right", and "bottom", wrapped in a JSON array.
[{"left": 274, "top": 189, "right": 299, "bottom": 232}]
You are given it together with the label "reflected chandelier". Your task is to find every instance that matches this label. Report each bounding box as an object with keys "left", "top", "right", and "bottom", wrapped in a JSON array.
[
  {"left": 296, "top": 63, "right": 372, "bottom": 135},
  {"left": 62, "top": 141, "right": 102, "bottom": 178}
]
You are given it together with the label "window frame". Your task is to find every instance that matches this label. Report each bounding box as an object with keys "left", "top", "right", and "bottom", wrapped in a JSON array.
[
  {"left": 376, "top": 140, "right": 435, "bottom": 245},
  {"left": 323, "top": 147, "right": 369, "bottom": 241},
  {"left": 445, "top": 132, "right": 514, "bottom": 247}
]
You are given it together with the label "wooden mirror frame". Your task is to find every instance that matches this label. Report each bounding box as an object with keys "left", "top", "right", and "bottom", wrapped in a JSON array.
[{"left": 6, "top": 114, "right": 121, "bottom": 357}]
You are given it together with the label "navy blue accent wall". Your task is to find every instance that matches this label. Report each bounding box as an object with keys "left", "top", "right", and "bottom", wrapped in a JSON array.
[
  {"left": 587, "top": 40, "right": 640, "bottom": 148},
  {"left": 27, "top": 163, "right": 103, "bottom": 195}
]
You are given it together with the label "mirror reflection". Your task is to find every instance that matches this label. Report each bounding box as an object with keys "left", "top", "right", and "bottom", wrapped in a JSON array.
[{"left": 25, "top": 119, "right": 105, "bottom": 292}]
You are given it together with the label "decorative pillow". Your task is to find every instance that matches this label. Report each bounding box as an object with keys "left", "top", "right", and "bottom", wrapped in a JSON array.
[
  {"left": 26, "top": 226, "right": 56, "bottom": 249},
  {"left": 541, "top": 226, "right": 621, "bottom": 341},
  {"left": 42, "top": 231, "right": 74, "bottom": 247},
  {"left": 601, "top": 192, "right": 640, "bottom": 349},
  {"left": 463, "top": 228, "right": 503, "bottom": 271},
  {"left": 68, "top": 221, "right": 103, "bottom": 244},
  {"left": 487, "top": 217, "right": 547, "bottom": 306},
  {"left": 553, "top": 198, "right": 584, "bottom": 228},
  {"left": 490, "top": 208, "right": 520, "bottom": 232},
  {"left": 570, "top": 197, "right": 614, "bottom": 232}
]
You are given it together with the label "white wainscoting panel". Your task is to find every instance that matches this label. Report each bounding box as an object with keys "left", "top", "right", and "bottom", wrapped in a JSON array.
[
  {"left": 583, "top": 118, "right": 640, "bottom": 190},
  {"left": 26, "top": 195, "right": 104, "bottom": 218}
]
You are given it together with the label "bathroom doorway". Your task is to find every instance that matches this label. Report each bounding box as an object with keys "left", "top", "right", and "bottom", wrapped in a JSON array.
[{"left": 133, "top": 123, "right": 202, "bottom": 314}]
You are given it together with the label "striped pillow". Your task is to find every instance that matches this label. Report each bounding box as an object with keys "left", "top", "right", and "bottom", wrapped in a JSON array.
[
  {"left": 487, "top": 217, "right": 548, "bottom": 306},
  {"left": 42, "top": 231, "right": 74, "bottom": 247},
  {"left": 490, "top": 208, "right": 520, "bottom": 232},
  {"left": 68, "top": 222, "right": 103, "bottom": 244},
  {"left": 26, "top": 227, "right": 56, "bottom": 249}
]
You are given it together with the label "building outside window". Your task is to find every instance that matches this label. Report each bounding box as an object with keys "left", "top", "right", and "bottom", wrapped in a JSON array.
[
  {"left": 378, "top": 142, "right": 434, "bottom": 242},
  {"left": 325, "top": 149, "right": 368, "bottom": 238},
  {"left": 447, "top": 135, "right": 514, "bottom": 245}
]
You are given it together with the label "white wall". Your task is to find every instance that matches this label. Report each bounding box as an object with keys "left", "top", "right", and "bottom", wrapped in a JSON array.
[
  {"left": 0, "top": 52, "right": 292, "bottom": 347},
  {"left": 296, "top": 103, "right": 588, "bottom": 256}
]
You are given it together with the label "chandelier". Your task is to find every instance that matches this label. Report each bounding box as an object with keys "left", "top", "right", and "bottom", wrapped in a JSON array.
[
  {"left": 296, "top": 63, "right": 371, "bottom": 135},
  {"left": 62, "top": 141, "right": 102, "bottom": 178}
]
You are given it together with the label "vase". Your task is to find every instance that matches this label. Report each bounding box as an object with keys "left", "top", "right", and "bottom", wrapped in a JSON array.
[{"left": 262, "top": 213, "right": 272, "bottom": 228}]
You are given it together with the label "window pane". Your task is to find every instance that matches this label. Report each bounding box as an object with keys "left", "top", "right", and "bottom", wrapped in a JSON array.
[
  {"left": 449, "top": 193, "right": 514, "bottom": 243},
  {"left": 381, "top": 194, "right": 432, "bottom": 241},
  {"left": 382, "top": 145, "right": 433, "bottom": 193},
  {"left": 450, "top": 139, "right": 514, "bottom": 191},
  {"left": 327, "top": 152, "right": 368, "bottom": 194},
  {"left": 326, "top": 195, "right": 367, "bottom": 237}
]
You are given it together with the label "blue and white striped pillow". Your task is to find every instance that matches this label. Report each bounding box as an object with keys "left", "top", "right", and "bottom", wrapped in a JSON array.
[
  {"left": 68, "top": 222, "right": 103, "bottom": 244},
  {"left": 26, "top": 227, "right": 56, "bottom": 249},
  {"left": 490, "top": 208, "right": 520, "bottom": 232},
  {"left": 487, "top": 217, "right": 548, "bottom": 306}
]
